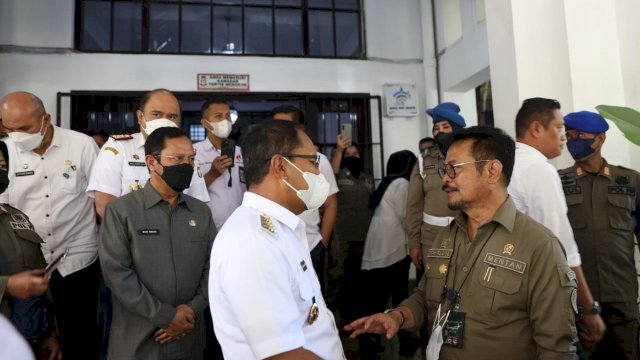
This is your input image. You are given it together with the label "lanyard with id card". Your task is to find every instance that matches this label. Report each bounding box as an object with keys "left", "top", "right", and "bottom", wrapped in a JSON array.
[{"left": 438, "top": 225, "right": 498, "bottom": 350}]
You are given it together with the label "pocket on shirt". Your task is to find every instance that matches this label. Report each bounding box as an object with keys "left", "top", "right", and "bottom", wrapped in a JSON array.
[
  {"left": 565, "top": 195, "right": 586, "bottom": 229},
  {"left": 475, "top": 265, "right": 523, "bottom": 313},
  {"left": 61, "top": 169, "right": 85, "bottom": 194},
  {"left": 608, "top": 195, "right": 635, "bottom": 231},
  {"left": 423, "top": 258, "right": 448, "bottom": 305}
]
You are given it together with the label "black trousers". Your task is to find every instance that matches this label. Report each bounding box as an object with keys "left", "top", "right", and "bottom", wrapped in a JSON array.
[{"left": 50, "top": 260, "right": 100, "bottom": 360}]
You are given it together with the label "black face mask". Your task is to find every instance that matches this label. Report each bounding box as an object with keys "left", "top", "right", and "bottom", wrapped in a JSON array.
[
  {"left": 434, "top": 132, "right": 454, "bottom": 156},
  {"left": 157, "top": 163, "right": 193, "bottom": 192},
  {"left": 341, "top": 157, "right": 362, "bottom": 178}
]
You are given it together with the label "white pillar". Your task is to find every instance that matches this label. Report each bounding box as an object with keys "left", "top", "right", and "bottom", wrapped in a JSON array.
[{"left": 485, "top": 0, "right": 640, "bottom": 169}]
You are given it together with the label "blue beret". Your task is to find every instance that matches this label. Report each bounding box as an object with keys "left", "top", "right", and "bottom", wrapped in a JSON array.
[
  {"left": 564, "top": 111, "right": 609, "bottom": 133},
  {"left": 426, "top": 102, "right": 466, "bottom": 128}
]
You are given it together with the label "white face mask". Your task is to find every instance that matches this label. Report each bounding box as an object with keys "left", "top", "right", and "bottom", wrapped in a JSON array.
[
  {"left": 282, "top": 157, "right": 330, "bottom": 211},
  {"left": 426, "top": 304, "right": 450, "bottom": 360},
  {"left": 8, "top": 116, "right": 47, "bottom": 152},
  {"left": 142, "top": 117, "right": 178, "bottom": 136},
  {"left": 207, "top": 119, "right": 232, "bottom": 139}
]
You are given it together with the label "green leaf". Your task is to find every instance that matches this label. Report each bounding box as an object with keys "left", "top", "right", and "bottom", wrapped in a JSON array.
[{"left": 596, "top": 105, "right": 640, "bottom": 146}]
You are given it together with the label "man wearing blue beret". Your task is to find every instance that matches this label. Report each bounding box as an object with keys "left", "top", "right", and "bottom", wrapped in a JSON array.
[
  {"left": 406, "top": 102, "right": 465, "bottom": 284},
  {"left": 559, "top": 110, "right": 640, "bottom": 359}
]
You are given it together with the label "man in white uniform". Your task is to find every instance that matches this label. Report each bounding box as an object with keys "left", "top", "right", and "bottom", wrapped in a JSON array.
[
  {"left": 194, "top": 100, "right": 246, "bottom": 230},
  {"left": 209, "top": 120, "right": 344, "bottom": 359},
  {"left": 0, "top": 91, "right": 100, "bottom": 359},
  {"left": 507, "top": 97, "right": 606, "bottom": 343},
  {"left": 87, "top": 88, "right": 209, "bottom": 222}
]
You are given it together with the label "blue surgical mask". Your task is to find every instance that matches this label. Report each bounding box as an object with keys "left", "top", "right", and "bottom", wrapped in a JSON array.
[{"left": 567, "top": 138, "right": 596, "bottom": 160}]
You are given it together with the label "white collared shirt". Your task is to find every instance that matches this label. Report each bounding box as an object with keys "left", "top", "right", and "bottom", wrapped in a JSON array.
[
  {"left": 0, "top": 126, "right": 99, "bottom": 276},
  {"left": 297, "top": 153, "right": 339, "bottom": 249},
  {"left": 362, "top": 178, "right": 409, "bottom": 270},
  {"left": 209, "top": 192, "right": 345, "bottom": 360},
  {"left": 0, "top": 315, "right": 34, "bottom": 360},
  {"left": 193, "top": 138, "right": 246, "bottom": 229},
  {"left": 508, "top": 142, "right": 581, "bottom": 267},
  {"left": 86, "top": 132, "right": 210, "bottom": 202}
]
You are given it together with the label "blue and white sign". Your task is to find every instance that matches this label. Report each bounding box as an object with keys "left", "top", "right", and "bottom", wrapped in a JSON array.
[{"left": 383, "top": 83, "right": 418, "bottom": 117}]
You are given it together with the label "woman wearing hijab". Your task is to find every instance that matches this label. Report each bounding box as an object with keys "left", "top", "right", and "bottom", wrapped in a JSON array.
[{"left": 362, "top": 150, "right": 417, "bottom": 313}]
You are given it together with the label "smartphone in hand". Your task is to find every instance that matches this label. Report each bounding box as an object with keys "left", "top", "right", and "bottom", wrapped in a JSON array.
[
  {"left": 340, "top": 123, "right": 353, "bottom": 146},
  {"left": 45, "top": 248, "right": 69, "bottom": 276},
  {"left": 221, "top": 139, "right": 236, "bottom": 168}
]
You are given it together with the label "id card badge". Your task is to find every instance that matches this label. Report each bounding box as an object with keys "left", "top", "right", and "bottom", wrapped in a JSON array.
[{"left": 442, "top": 311, "right": 465, "bottom": 348}]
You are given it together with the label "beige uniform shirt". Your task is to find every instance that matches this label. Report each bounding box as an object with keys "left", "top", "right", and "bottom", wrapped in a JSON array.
[
  {"left": 401, "top": 197, "right": 578, "bottom": 360},
  {"left": 405, "top": 147, "right": 457, "bottom": 258}
]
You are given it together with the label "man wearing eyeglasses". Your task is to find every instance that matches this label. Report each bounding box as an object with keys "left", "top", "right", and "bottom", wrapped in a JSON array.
[
  {"left": 507, "top": 98, "right": 606, "bottom": 344},
  {"left": 209, "top": 120, "right": 344, "bottom": 359},
  {"left": 558, "top": 111, "right": 640, "bottom": 359},
  {"left": 98, "top": 127, "right": 216, "bottom": 360},
  {"left": 346, "top": 126, "right": 578, "bottom": 359}
]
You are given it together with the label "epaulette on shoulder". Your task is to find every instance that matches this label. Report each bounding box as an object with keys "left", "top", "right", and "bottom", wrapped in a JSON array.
[
  {"left": 557, "top": 167, "right": 573, "bottom": 175},
  {"left": 110, "top": 134, "right": 133, "bottom": 141},
  {"left": 260, "top": 214, "right": 276, "bottom": 236}
]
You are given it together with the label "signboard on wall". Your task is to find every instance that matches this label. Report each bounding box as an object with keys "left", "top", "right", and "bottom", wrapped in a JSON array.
[
  {"left": 197, "top": 73, "right": 250, "bottom": 91},
  {"left": 383, "top": 83, "right": 418, "bottom": 117}
]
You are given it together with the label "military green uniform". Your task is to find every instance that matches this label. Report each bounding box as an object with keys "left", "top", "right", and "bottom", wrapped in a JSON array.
[
  {"left": 0, "top": 204, "right": 46, "bottom": 314},
  {"left": 559, "top": 161, "right": 640, "bottom": 359},
  {"left": 329, "top": 167, "right": 374, "bottom": 321},
  {"left": 401, "top": 198, "right": 578, "bottom": 359},
  {"left": 406, "top": 146, "right": 457, "bottom": 265},
  {"left": 0, "top": 204, "right": 53, "bottom": 347}
]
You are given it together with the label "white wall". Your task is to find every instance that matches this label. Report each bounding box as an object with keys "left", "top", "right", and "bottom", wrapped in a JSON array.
[{"left": 0, "top": 0, "right": 428, "bottom": 170}]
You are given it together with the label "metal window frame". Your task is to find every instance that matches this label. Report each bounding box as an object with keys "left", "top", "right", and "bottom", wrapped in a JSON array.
[{"left": 74, "top": 0, "right": 365, "bottom": 59}]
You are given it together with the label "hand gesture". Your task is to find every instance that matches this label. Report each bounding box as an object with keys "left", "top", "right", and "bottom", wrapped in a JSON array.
[
  {"left": 409, "top": 248, "right": 423, "bottom": 269},
  {"left": 154, "top": 304, "right": 196, "bottom": 344},
  {"left": 580, "top": 313, "right": 606, "bottom": 342},
  {"left": 344, "top": 312, "right": 401, "bottom": 340},
  {"left": 336, "top": 135, "right": 352, "bottom": 152},
  {"left": 7, "top": 269, "right": 48, "bottom": 299},
  {"left": 209, "top": 155, "right": 233, "bottom": 179}
]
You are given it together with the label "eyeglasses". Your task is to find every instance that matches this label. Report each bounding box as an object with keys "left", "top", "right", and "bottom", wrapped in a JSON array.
[
  {"left": 281, "top": 153, "right": 321, "bottom": 169},
  {"left": 438, "top": 160, "right": 493, "bottom": 179},
  {"left": 154, "top": 154, "right": 196, "bottom": 166}
]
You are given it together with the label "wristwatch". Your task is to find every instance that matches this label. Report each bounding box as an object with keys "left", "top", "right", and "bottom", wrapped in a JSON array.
[
  {"left": 384, "top": 308, "right": 405, "bottom": 327},
  {"left": 579, "top": 301, "right": 602, "bottom": 315}
]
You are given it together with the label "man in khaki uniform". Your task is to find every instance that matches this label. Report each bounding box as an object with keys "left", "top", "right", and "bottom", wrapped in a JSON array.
[
  {"left": 347, "top": 126, "right": 578, "bottom": 359},
  {"left": 559, "top": 111, "right": 640, "bottom": 359},
  {"left": 406, "top": 103, "right": 465, "bottom": 281}
]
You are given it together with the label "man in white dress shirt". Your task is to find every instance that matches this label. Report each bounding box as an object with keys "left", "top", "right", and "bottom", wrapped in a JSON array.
[
  {"left": 209, "top": 120, "right": 344, "bottom": 359},
  {"left": 272, "top": 105, "right": 338, "bottom": 289},
  {"left": 0, "top": 91, "right": 100, "bottom": 359},
  {"left": 87, "top": 88, "right": 209, "bottom": 222},
  {"left": 194, "top": 99, "right": 246, "bottom": 230},
  {"left": 507, "top": 97, "right": 606, "bottom": 343}
]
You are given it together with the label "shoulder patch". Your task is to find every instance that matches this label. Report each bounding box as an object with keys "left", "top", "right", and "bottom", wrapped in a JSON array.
[
  {"left": 110, "top": 134, "right": 133, "bottom": 141},
  {"left": 104, "top": 147, "right": 119, "bottom": 155},
  {"left": 260, "top": 214, "right": 276, "bottom": 235}
]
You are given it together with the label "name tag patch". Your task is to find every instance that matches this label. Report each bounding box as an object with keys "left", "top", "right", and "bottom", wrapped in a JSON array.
[
  {"left": 563, "top": 186, "right": 581, "bottom": 195},
  {"left": 483, "top": 253, "right": 526, "bottom": 274},
  {"left": 15, "top": 171, "right": 35, "bottom": 177},
  {"left": 608, "top": 186, "right": 635, "bottom": 196},
  {"left": 138, "top": 229, "right": 159, "bottom": 235},
  {"left": 426, "top": 248, "right": 453, "bottom": 258},
  {"left": 128, "top": 162, "right": 146, "bottom": 167}
]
